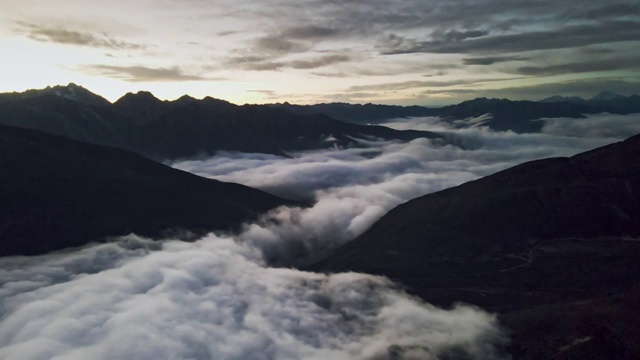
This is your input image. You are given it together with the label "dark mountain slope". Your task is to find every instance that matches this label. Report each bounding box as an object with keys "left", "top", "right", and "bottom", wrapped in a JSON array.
[
  {"left": 129, "top": 103, "right": 440, "bottom": 159},
  {"left": 317, "top": 135, "right": 640, "bottom": 272},
  {"left": 0, "top": 94, "right": 125, "bottom": 147},
  {"left": 313, "top": 134, "right": 640, "bottom": 359},
  {"left": 270, "top": 102, "right": 438, "bottom": 124},
  {"left": 0, "top": 125, "right": 293, "bottom": 257}
]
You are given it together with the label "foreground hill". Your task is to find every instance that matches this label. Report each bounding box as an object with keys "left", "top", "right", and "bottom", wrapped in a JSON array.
[
  {"left": 313, "top": 134, "right": 640, "bottom": 359},
  {"left": 0, "top": 84, "right": 442, "bottom": 160},
  {"left": 0, "top": 125, "right": 293, "bottom": 256}
]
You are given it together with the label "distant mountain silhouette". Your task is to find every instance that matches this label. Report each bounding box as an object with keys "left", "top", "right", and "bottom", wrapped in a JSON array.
[
  {"left": 270, "top": 102, "right": 438, "bottom": 124},
  {"left": 273, "top": 92, "right": 640, "bottom": 133},
  {"left": 591, "top": 90, "right": 628, "bottom": 102},
  {"left": 539, "top": 95, "right": 587, "bottom": 104},
  {"left": 0, "top": 83, "right": 111, "bottom": 107},
  {"left": 0, "top": 84, "right": 443, "bottom": 160},
  {"left": 0, "top": 124, "right": 294, "bottom": 257},
  {"left": 312, "top": 134, "right": 640, "bottom": 359}
]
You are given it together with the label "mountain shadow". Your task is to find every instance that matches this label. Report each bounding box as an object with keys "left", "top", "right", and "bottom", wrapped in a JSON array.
[{"left": 0, "top": 125, "right": 295, "bottom": 257}]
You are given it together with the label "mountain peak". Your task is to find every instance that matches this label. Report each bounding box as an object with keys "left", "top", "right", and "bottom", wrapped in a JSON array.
[
  {"left": 591, "top": 90, "right": 626, "bottom": 102},
  {"left": 540, "top": 95, "right": 586, "bottom": 104},
  {"left": 115, "top": 91, "right": 160, "bottom": 104},
  {"left": 20, "top": 83, "right": 111, "bottom": 107},
  {"left": 176, "top": 94, "right": 196, "bottom": 102}
]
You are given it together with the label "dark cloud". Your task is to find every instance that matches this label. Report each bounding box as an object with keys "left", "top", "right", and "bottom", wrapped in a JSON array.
[
  {"left": 254, "top": 35, "right": 308, "bottom": 53},
  {"left": 431, "top": 28, "right": 490, "bottom": 42},
  {"left": 82, "top": 65, "right": 217, "bottom": 82},
  {"left": 382, "top": 21, "right": 640, "bottom": 55},
  {"left": 289, "top": 55, "right": 351, "bottom": 69},
  {"left": 311, "top": 71, "right": 351, "bottom": 78},
  {"left": 283, "top": 25, "right": 342, "bottom": 39},
  {"left": 16, "top": 21, "right": 145, "bottom": 50},
  {"left": 348, "top": 77, "right": 521, "bottom": 92},
  {"left": 463, "top": 56, "right": 529, "bottom": 65},
  {"left": 418, "top": 78, "right": 640, "bottom": 100},
  {"left": 567, "top": 3, "right": 640, "bottom": 20},
  {"left": 232, "top": 54, "right": 350, "bottom": 71},
  {"left": 247, "top": 89, "right": 276, "bottom": 94},
  {"left": 516, "top": 57, "right": 640, "bottom": 76}
]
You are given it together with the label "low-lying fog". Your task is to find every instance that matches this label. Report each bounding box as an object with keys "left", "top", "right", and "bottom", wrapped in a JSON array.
[{"left": 1, "top": 113, "right": 638, "bottom": 360}]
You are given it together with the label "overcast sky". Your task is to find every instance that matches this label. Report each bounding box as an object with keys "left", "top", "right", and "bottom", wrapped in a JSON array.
[{"left": 1, "top": 0, "right": 639, "bottom": 105}]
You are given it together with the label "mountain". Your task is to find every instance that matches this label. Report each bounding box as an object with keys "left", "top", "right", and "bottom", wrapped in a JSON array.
[
  {"left": 0, "top": 124, "right": 295, "bottom": 257},
  {"left": 0, "top": 83, "right": 111, "bottom": 107},
  {"left": 0, "top": 84, "right": 444, "bottom": 160},
  {"left": 312, "top": 135, "right": 640, "bottom": 359},
  {"left": 270, "top": 102, "right": 438, "bottom": 124},
  {"left": 127, "top": 103, "right": 441, "bottom": 159},
  {"left": 271, "top": 93, "right": 640, "bottom": 133},
  {"left": 591, "top": 90, "right": 627, "bottom": 102},
  {"left": 435, "top": 97, "right": 596, "bottom": 132},
  {"left": 540, "top": 95, "right": 587, "bottom": 104}
]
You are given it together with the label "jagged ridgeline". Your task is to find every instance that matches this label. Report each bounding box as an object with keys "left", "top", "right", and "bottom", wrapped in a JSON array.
[{"left": 0, "top": 84, "right": 442, "bottom": 160}]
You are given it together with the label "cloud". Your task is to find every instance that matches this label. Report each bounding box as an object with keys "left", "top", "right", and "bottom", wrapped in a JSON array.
[
  {"left": 172, "top": 116, "right": 627, "bottom": 266},
  {"left": 515, "top": 57, "right": 640, "bottom": 76},
  {"left": 382, "top": 21, "right": 640, "bottom": 55},
  {"left": 541, "top": 113, "right": 640, "bottom": 139},
  {"left": 283, "top": 25, "right": 342, "bottom": 39},
  {"left": 417, "top": 78, "right": 640, "bottom": 100},
  {"left": 16, "top": 22, "right": 145, "bottom": 50},
  {"left": 81, "top": 65, "right": 218, "bottom": 82},
  {"left": 0, "top": 235, "right": 509, "bottom": 360},
  {"left": 348, "top": 77, "right": 521, "bottom": 92},
  {"left": 254, "top": 35, "right": 308, "bottom": 54},
  {"left": 232, "top": 54, "right": 351, "bottom": 71},
  {"left": 226, "top": 25, "right": 348, "bottom": 71},
  {"left": 431, "top": 28, "right": 490, "bottom": 42},
  {"left": 247, "top": 89, "right": 276, "bottom": 94},
  {"left": 567, "top": 3, "right": 640, "bottom": 20},
  {"left": 463, "top": 56, "right": 529, "bottom": 66}
]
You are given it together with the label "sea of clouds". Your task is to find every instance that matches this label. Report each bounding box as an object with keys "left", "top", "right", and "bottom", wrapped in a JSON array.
[{"left": 1, "top": 113, "right": 639, "bottom": 359}]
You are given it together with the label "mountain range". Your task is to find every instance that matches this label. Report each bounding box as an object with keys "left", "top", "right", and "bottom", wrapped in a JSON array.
[
  {"left": 0, "top": 84, "right": 442, "bottom": 160},
  {"left": 312, "top": 134, "right": 640, "bottom": 359},
  {"left": 272, "top": 91, "right": 640, "bottom": 133},
  {"left": 3, "top": 85, "right": 638, "bottom": 161}
]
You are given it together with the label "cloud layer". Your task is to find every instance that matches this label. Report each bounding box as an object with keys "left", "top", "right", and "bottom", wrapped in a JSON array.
[
  {"left": 173, "top": 114, "right": 634, "bottom": 266},
  {"left": 0, "top": 236, "right": 509, "bottom": 360}
]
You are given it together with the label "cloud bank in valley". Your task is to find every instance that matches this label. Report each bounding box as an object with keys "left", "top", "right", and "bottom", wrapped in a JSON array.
[
  {"left": 173, "top": 114, "right": 630, "bottom": 265},
  {"left": 0, "top": 236, "right": 509, "bottom": 360},
  {"left": 2, "top": 113, "right": 639, "bottom": 359}
]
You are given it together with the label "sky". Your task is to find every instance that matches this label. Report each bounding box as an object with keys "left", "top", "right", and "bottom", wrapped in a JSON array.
[{"left": 0, "top": 0, "right": 639, "bottom": 105}]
